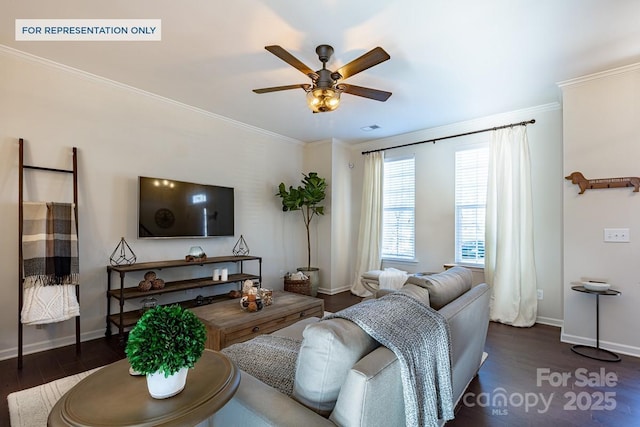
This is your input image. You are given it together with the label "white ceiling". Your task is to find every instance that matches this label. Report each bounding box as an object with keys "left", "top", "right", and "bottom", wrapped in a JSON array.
[{"left": 3, "top": 0, "right": 640, "bottom": 143}]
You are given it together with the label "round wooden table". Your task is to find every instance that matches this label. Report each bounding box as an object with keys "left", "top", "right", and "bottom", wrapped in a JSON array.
[{"left": 48, "top": 350, "right": 239, "bottom": 426}]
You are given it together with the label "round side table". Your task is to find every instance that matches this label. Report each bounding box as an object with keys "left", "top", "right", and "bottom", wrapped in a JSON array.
[
  {"left": 48, "top": 349, "right": 239, "bottom": 426},
  {"left": 570, "top": 285, "right": 621, "bottom": 362}
]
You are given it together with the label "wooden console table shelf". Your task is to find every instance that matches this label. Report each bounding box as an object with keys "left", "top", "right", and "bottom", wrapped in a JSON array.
[
  {"left": 107, "top": 273, "right": 259, "bottom": 301},
  {"left": 106, "top": 255, "right": 261, "bottom": 340}
]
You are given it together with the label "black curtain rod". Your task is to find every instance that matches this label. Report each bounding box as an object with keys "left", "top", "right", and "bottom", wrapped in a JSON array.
[{"left": 361, "top": 119, "right": 536, "bottom": 155}]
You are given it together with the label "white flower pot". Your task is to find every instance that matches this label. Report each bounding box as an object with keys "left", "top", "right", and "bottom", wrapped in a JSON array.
[{"left": 146, "top": 366, "right": 189, "bottom": 399}]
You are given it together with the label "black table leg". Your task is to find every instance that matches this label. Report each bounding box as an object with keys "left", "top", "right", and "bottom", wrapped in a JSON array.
[{"left": 571, "top": 294, "right": 621, "bottom": 362}]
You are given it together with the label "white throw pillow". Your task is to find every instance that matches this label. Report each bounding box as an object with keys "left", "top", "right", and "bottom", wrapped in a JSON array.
[{"left": 293, "top": 317, "right": 379, "bottom": 415}]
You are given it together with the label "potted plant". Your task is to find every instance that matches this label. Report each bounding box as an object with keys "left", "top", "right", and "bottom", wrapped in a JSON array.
[
  {"left": 276, "top": 172, "right": 327, "bottom": 296},
  {"left": 125, "top": 305, "right": 207, "bottom": 399}
]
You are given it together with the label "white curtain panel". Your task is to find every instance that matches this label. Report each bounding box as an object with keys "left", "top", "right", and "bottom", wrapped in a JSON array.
[
  {"left": 485, "top": 126, "right": 538, "bottom": 327},
  {"left": 350, "top": 151, "right": 384, "bottom": 297}
]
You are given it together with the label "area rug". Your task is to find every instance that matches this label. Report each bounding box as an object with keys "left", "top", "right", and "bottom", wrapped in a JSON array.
[{"left": 7, "top": 367, "right": 101, "bottom": 427}]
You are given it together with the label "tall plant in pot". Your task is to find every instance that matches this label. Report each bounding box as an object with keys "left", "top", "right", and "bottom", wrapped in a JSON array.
[
  {"left": 276, "top": 172, "right": 327, "bottom": 296},
  {"left": 125, "top": 305, "right": 207, "bottom": 399}
]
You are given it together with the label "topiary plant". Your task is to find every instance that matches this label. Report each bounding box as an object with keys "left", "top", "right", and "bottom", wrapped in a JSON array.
[{"left": 125, "top": 305, "right": 207, "bottom": 377}]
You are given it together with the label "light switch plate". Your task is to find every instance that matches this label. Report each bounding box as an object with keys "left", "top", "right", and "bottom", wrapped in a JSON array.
[{"left": 604, "top": 228, "right": 630, "bottom": 242}]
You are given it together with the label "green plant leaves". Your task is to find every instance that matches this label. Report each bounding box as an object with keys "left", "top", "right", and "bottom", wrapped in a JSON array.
[
  {"left": 277, "top": 183, "right": 304, "bottom": 212},
  {"left": 301, "top": 172, "right": 327, "bottom": 207},
  {"left": 125, "top": 305, "right": 207, "bottom": 376},
  {"left": 275, "top": 172, "right": 327, "bottom": 270},
  {"left": 276, "top": 172, "right": 326, "bottom": 214}
]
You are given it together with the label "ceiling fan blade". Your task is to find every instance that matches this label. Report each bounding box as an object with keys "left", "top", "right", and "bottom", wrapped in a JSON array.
[
  {"left": 340, "top": 84, "right": 392, "bottom": 102},
  {"left": 265, "top": 45, "right": 317, "bottom": 78},
  {"left": 336, "top": 47, "right": 390, "bottom": 80},
  {"left": 253, "top": 84, "right": 310, "bottom": 94}
]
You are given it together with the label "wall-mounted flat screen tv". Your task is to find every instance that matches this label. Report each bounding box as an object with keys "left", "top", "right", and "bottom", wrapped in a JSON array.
[{"left": 138, "top": 176, "right": 234, "bottom": 238}]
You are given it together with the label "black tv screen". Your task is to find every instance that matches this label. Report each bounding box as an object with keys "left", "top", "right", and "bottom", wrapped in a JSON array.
[{"left": 138, "top": 176, "right": 234, "bottom": 238}]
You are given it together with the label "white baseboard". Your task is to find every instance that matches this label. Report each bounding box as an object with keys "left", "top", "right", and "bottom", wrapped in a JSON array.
[
  {"left": 561, "top": 332, "right": 640, "bottom": 358},
  {"left": 317, "top": 284, "right": 351, "bottom": 295},
  {"left": 0, "top": 328, "right": 107, "bottom": 362},
  {"left": 536, "top": 316, "right": 563, "bottom": 328}
]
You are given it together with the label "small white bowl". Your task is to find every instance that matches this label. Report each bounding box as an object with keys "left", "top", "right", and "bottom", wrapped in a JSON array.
[{"left": 583, "top": 282, "right": 610, "bottom": 292}]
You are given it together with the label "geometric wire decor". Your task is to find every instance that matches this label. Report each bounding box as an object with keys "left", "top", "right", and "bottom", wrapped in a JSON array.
[
  {"left": 110, "top": 237, "right": 137, "bottom": 266},
  {"left": 232, "top": 234, "right": 250, "bottom": 256}
]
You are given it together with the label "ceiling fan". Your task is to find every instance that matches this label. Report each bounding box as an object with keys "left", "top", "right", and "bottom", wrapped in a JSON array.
[{"left": 253, "top": 44, "right": 392, "bottom": 113}]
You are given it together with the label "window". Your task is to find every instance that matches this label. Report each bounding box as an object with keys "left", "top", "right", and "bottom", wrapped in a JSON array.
[
  {"left": 382, "top": 156, "right": 415, "bottom": 260},
  {"left": 455, "top": 144, "right": 488, "bottom": 265}
]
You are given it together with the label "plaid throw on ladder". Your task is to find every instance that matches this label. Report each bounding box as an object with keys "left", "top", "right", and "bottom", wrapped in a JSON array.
[
  {"left": 22, "top": 202, "right": 79, "bottom": 287},
  {"left": 21, "top": 202, "right": 79, "bottom": 325}
]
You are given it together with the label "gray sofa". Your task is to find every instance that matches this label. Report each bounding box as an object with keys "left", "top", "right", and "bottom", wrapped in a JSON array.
[{"left": 209, "top": 267, "right": 490, "bottom": 427}]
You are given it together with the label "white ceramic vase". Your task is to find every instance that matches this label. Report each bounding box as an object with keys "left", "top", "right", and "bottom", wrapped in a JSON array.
[{"left": 146, "top": 366, "right": 189, "bottom": 399}]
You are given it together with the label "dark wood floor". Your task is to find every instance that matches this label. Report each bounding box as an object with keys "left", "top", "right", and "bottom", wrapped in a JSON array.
[
  {"left": 449, "top": 322, "right": 640, "bottom": 427},
  {"left": 2, "top": 291, "right": 638, "bottom": 427}
]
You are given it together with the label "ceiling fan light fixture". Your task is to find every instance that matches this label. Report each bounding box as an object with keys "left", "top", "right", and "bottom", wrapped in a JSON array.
[
  {"left": 306, "top": 87, "right": 341, "bottom": 113},
  {"left": 255, "top": 44, "right": 391, "bottom": 111}
]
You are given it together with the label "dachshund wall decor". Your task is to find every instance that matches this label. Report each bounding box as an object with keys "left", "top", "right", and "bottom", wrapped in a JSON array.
[{"left": 565, "top": 171, "right": 640, "bottom": 194}]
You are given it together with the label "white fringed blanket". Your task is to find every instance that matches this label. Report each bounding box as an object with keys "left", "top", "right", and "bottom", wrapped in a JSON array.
[
  {"left": 21, "top": 202, "right": 79, "bottom": 325},
  {"left": 21, "top": 285, "right": 80, "bottom": 325},
  {"left": 378, "top": 267, "right": 409, "bottom": 290}
]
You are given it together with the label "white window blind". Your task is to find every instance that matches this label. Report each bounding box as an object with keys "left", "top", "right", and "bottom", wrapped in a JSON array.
[
  {"left": 455, "top": 144, "right": 488, "bottom": 265},
  {"left": 382, "top": 156, "right": 415, "bottom": 260}
]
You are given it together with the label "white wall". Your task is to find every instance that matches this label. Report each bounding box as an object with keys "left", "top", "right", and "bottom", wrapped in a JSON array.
[
  {"left": 0, "top": 47, "right": 307, "bottom": 360},
  {"left": 302, "top": 140, "right": 332, "bottom": 291},
  {"left": 349, "top": 104, "right": 564, "bottom": 325},
  {"left": 561, "top": 64, "right": 640, "bottom": 357},
  {"left": 301, "top": 139, "right": 353, "bottom": 295},
  {"left": 328, "top": 141, "right": 353, "bottom": 294}
]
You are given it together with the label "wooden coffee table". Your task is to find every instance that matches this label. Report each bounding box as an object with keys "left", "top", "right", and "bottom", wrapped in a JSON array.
[
  {"left": 48, "top": 349, "right": 239, "bottom": 427},
  {"left": 190, "top": 291, "right": 324, "bottom": 350}
]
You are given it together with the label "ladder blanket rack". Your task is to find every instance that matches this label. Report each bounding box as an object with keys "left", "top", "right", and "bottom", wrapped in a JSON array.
[{"left": 18, "top": 138, "right": 81, "bottom": 369}]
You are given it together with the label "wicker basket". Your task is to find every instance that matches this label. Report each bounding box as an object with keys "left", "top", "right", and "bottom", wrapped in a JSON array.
[{"left": 284, "top": 277, "right": 312, "bottom": 296}]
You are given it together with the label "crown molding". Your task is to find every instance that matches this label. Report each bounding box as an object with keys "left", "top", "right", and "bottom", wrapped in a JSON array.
[
  {"left": 0, "top": 44, "right": 304, "bottom": 146},
  {"left": 557, "top": 62, "right": 640, "bottom": 88}
]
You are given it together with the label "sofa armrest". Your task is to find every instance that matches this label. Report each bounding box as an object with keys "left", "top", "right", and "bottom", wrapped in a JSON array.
[
  {"left": 330, "top": 347, "right": 405, "bottom": 427},
  {"left": 209, "top": 370, "right": 335, "bottom": 427},
  {"left": 438, "top": 282, "right": 490, "bottom": 404}
]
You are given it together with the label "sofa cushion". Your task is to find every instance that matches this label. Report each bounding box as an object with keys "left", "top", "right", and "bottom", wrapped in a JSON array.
[
  {"left": 396, "top": 283, "right": 430, "bottom": 306},
  {"left": 293, "top": 317, "right": 379, "bottom": 415},
  {"left": 373, "top": 283, "right": 430, "bottom": 305},
  {"left": 407, "top": 266, "right": 472, "bottom": 310}
]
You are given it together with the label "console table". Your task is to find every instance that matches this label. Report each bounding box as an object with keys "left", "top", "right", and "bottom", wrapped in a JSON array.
[
  {"left": 570, "top": 285, "right": 621, "bottom": 362},
  {"left": 106, "top": 255, "right": 262, "bottom": 340},
  {"left": 48, "top": 350, "right": 239, "bottom": 426}
]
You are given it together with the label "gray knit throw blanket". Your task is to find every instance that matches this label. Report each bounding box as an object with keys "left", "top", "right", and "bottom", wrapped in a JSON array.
[
  {"left": 326, "top": 291, "right": 454, "bottom": 427},
  {"left": 222, "top": 335, "right": 301, "bottom": 396}
]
